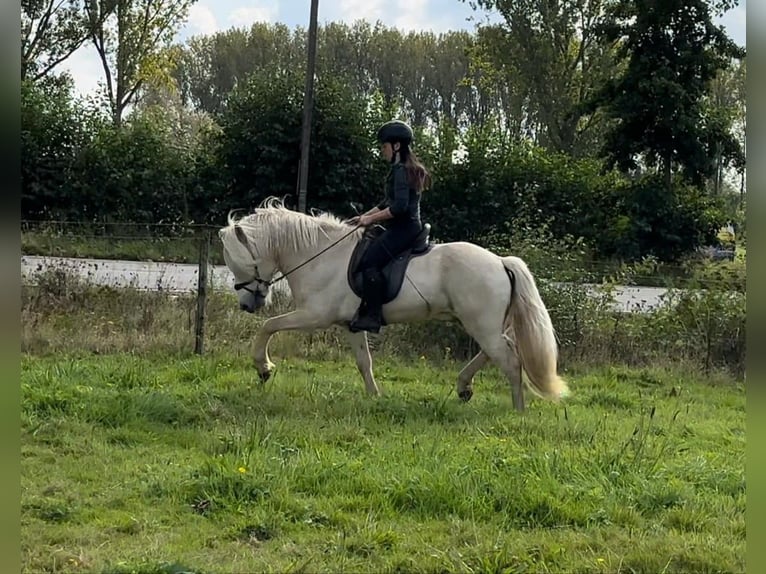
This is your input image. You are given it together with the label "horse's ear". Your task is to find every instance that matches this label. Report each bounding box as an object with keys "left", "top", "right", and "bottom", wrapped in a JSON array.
[{"left": 234, "top": 225, "right": 249, "bottom": 246}]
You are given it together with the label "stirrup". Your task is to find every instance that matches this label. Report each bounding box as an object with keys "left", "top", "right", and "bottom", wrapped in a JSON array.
[{"left": 349, "top": 308, "right": 382, "bottom": 334}]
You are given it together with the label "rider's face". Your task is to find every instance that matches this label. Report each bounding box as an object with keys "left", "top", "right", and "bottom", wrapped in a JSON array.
[{"left": 381, "top": 142, "right": 399, "bottom": 161}]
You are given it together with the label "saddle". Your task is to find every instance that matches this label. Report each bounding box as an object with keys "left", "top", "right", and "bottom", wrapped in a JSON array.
[{"left": 347, "top": 223, "right": 433, "bottom": 304}]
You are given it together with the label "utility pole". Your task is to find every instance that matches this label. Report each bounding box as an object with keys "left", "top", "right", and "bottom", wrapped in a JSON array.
[{"left": 297, "top": 0, "right": 319, "bottom": 213}]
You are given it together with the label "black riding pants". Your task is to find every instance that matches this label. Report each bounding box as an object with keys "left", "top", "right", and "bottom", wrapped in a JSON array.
[{"left": 358, "top": 220, "right": 422, "bottom": 272}]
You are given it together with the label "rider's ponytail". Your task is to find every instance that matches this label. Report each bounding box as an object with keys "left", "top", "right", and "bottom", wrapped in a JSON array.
[{"left": 398, "top": 146, "right": 432, "bottom": 192}]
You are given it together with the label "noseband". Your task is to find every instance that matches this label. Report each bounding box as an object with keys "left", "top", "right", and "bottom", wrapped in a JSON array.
[
  {"left": 233, "top": 262, "right": 270, "bottom": 295},
  {"left": 234, "top": 279, "right": 268, "bottom": 295}
]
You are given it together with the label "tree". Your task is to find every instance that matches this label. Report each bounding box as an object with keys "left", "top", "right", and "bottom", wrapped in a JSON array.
[
  {"left": 590, "top": 0, "right": 745, "bottom": 192},
  {"left": 461, "top": 0, "right": 618, "bottom": 156},
  {"left": 84, "top": 0, "right": 196, "bottom": 127},
  {"left": 216, "top": 69, "right": 380, "bottom": 217},
  {"left": 172, "top": 23, "right": 305, "bottom": 114},
  {"left": 21, "top": 0, "right": 97, "bottom": 81},
  {"left": 706, "top": 57, "right": 746, "bottom": 196}
]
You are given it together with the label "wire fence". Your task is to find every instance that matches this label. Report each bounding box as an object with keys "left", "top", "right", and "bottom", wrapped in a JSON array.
[
  {"left": 21, "top": 218, "right": 746, "bottom": 289},
  {"left": 22, "top": 222, "right": 217, "bottom": 355},
  {"left": 20, "top": 220, "right": 746, "bottom": 376}
]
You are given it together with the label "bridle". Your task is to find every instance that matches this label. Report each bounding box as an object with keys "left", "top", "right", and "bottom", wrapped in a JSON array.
[
  {"left": 233, "top": 223, "right": 362, "bottom": 294},
  {"left": 233, "top": 274, "right": 269, "bottom": 295}
]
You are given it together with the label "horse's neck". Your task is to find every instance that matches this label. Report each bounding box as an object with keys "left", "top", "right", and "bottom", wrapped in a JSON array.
[{"left": 275, "top": 228, "right": 355, "bottom": 285}]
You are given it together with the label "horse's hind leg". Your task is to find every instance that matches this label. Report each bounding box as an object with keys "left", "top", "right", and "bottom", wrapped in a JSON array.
[
  {"left": 502, "top": 331, "right": 525, "bottom": 411},
  {"left": 457, "top": 351, "right": 489, "bottom": 402},
  {"left": 345, "top": 330, "right": 381, "bottom": 396},
  {"left": 461, "top": 324, "right": 525, "bottom": 412}
]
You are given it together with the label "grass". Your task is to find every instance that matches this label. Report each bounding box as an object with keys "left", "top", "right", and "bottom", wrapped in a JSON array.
[
  {"left": 20, "top": 265, "right": 745, "bottom": 572},
  {"left": 22, "top": 352, "right": 745, "bottom": 574}
]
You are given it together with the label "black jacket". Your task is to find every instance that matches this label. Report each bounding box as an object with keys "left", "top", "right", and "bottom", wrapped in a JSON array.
[{"left": 377, "top": 163, "right": 421, "bottom": 225}]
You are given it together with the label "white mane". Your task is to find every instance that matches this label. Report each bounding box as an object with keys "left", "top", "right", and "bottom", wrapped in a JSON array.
[{"left": 219, "top": 196, "right": 364, "bottom": 262}]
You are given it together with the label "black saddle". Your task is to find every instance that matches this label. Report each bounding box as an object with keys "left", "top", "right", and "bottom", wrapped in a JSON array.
[{"left": 347, "top": 223, "right": 433, "bottom": 304}]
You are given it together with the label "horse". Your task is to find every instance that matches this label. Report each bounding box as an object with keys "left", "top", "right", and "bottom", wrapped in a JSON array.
[{"left": 218, "top": 197, "right": 569, "bottom": 412}]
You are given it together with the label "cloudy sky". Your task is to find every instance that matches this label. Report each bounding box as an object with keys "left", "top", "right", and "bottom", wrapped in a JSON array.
[{"left": 60, "top": 0, "right": 747, "bottom": 97}]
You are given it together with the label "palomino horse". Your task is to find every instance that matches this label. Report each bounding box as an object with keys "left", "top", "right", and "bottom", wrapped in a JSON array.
[{"left": 218, "top": 197, "right": 569, "bottom": 411}]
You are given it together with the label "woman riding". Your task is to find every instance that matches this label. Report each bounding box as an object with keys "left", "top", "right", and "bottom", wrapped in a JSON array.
[{"left": 347, "top": 119, "right": 431, "bottom": 333}]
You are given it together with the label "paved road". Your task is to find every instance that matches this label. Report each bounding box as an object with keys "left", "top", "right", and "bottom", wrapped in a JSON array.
[
  {"left": 21, "top": 255, "right": 670, "bottom": 313},
  {"left": 22, "top": 254, "right": 240, "bottom": 292}
]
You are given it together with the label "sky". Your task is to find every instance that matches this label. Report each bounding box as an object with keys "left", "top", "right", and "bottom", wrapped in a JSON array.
[{"left": 59, "top": 0, "right": 747, "bottom": 98}]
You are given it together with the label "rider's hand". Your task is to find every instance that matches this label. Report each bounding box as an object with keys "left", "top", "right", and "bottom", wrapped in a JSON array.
[
  {"left": 358, "top": 214, "right": 374, "bottom": 227},
  {"left": 345, "top": 216, "right": 360, "bottom": 226}
]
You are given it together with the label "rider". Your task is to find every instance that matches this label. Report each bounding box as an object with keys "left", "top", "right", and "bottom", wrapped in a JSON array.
[{"left": 347, "top": 119, "right": 431, "bottom": 333}]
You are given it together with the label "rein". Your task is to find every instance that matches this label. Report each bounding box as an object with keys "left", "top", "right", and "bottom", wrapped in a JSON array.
[{"left": 234, "top": 224, "right": 362, "bottom": 292}]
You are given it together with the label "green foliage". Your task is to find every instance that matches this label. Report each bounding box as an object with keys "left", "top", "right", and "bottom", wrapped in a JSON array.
[
  {"left": 68, "top": 108, "right": 197, "bottom": 223},
  {"left": 591, "top": 0, "right": 745, "bottom": 187},
  {"left": 21, "top": 0, "right": 90, "bottom": 81},
  {"left": 216, "top": 69, "right": 382, "bottom": 219},
  {"left": 20, "top": 9, "right": 746, "bottom": 263},
  {"left": 173, "top": 21, "right": 473, "bottom": 125},
  {"left": 174, "top": 23, "right": 306, "bottom": 114},
  {"left": 85, "top": 0, "right": 197, "bottom": 126},
  {"left": 461, "top": 0, "right": 618, "bottom": 156},
  {"left": 21, "top": 77, "right": 103, "bottom": 219},
  {"left": 598, "top": 173, "right": 726, "bottom": 261},
  {"left": 423, "top": 127, "right": 719, "bottom": 262},
  {"left": 649, "top": 287, "right": 746, "bottom": 375}
]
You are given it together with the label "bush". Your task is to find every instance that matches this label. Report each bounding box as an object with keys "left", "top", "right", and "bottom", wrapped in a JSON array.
[{"left": 596, "top": 174, "right": 726, "bottom": 262}]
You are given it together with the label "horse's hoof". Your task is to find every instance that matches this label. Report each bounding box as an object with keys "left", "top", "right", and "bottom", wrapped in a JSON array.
[
  {"left": 258, "top": 369, "right": 272, "bottom": 383},
  {"left": 458, "top": 389, "right": 473, "bottom": 402}
]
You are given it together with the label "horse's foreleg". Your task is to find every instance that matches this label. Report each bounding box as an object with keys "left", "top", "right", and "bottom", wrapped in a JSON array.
[
  {"left": 456, "top": 350, "right": 489, "bottom": 402},
  {"left": 345, "top": 330, "right": 380, "bottom": 396},
  {"left": 252, "top": 309, "right": 329, "bottom": 381}
]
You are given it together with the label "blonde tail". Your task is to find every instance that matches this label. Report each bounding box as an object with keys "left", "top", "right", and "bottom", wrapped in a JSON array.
[{"left": 502, "top": 256, "right": 570, "bottom": 401}]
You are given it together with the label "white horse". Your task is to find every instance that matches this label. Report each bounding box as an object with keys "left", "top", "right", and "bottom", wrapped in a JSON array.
[{"left": 218, "top": 197, "right": 569, "bottom": 411}]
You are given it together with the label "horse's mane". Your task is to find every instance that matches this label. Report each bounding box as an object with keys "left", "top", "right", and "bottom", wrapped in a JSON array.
[{"left": 220, "top": 196, "right": 363, "bottom": 260}]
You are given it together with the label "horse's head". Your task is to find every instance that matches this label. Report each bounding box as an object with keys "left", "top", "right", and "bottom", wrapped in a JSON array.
[
  {"left": 219, "top": 214, "right": 278, "bottom": 313},
  {"left": 219, "top": 198, "right": 356, "bottom": 312}
]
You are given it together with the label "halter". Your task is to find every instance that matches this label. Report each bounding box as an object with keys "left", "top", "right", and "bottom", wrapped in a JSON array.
[{"left": 233, "top": 224, "right": 362, "bottom": 293}]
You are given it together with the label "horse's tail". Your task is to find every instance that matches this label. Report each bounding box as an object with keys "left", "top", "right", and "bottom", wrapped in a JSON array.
[{"left": 501, "top": 256, "right": 570, "bottom": 402}]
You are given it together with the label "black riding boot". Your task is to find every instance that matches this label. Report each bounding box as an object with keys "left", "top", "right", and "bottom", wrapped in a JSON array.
[{"left": 349, "top": 268, "right": 385, "bottom": 333}]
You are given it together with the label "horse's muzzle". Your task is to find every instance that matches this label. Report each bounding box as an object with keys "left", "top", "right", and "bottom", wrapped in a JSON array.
[{"left": 239, "top": 293, "right": 266, "bottom": 313}]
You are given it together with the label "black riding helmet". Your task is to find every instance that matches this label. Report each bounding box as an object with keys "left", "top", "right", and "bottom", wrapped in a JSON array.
[{"left": 377, "top": 120, "right": 413, "bottom": 145}]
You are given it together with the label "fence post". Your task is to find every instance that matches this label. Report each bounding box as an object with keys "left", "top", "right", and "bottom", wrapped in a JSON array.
[{"left": 194, "top": 231, "right": 211, "bottom": 355}]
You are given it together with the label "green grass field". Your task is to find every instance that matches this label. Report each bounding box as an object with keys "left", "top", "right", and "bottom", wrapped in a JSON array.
[{"left": 22, "top": 352, "right": 745, "bottom": 574}]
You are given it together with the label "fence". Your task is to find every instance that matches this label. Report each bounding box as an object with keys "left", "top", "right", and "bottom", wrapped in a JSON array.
[
  {"left": 23, "top": 221, "right": 211, "bottom": 355},
  {"left": 20, "top": 220, "right": 746, "bottom": 377}
]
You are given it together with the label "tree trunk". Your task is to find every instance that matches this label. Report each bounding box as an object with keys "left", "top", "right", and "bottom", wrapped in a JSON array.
[
  {"left": 714, "top": 143, "right": 722, "bottom": 196},
  {"left": 664, "top": 152, "right": 672, "bottom": 195},
  {"left": 739, "top": 168, "right": 745, "bottom": 210}
]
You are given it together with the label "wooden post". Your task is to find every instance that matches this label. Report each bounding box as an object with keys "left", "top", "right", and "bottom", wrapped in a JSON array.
[
  {"left": 297, "top": 0, "right": 319, "bottom": 213},
  {"left": 194, "top": 231, "right": 210, "bottom": 355}
]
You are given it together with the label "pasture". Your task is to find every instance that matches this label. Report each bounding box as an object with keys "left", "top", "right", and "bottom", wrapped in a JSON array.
[{"left": 21, "top": 272, "right": 745, "bottom": 574}]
